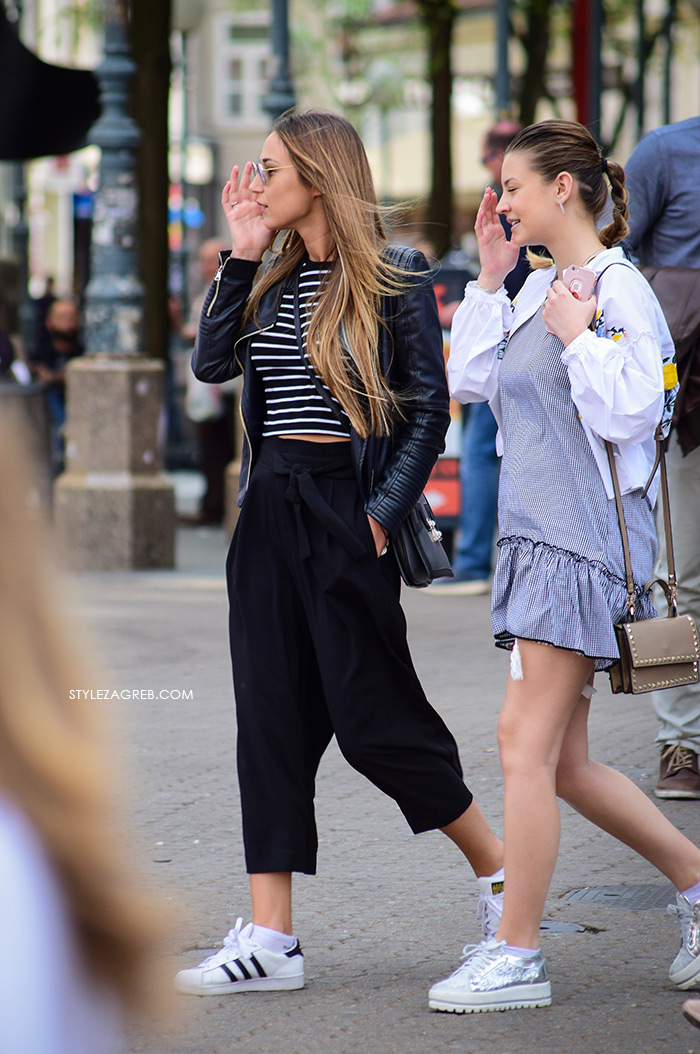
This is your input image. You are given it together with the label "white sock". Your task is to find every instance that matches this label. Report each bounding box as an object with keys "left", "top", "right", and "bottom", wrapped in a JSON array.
[
  {"left": 503, "top": 943, "right": 540, "bottom": 958},
  {"left": 478, "top": 867, "right": 504, "bottom": 896},
  {"left": 250, "top": 923, "right": 296, "bottom": 953},
  {"left": 681, "top": 880, "right": 700, "bottom": 903}
]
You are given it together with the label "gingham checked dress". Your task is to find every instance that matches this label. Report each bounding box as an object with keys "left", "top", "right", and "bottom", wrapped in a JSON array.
[{"left": 492, "top": 304, "right": 658, "bottom": 670}]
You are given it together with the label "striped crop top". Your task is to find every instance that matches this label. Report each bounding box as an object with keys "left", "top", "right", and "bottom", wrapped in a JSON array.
[{"left": 250, "top": 259, "right": 352, "bottom": 439}]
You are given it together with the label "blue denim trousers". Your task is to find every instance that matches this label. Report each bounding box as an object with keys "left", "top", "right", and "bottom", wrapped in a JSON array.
[
  {"left": 454, "top": 401, "right": 500, "bottom": 580},
  {"left": 652, "top": 439, "right": 700, "bottom": 751}
]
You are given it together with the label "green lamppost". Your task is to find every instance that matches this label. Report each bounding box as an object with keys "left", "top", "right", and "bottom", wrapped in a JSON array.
[
  {"left": 54, "top": 0, "right": 175, "bottom": 571},
  {"left": 83, "top": 0, "right": 143, "bottom": 354},
  {"left": 265, "top": 0, "right": 296, "bottom": 122}
]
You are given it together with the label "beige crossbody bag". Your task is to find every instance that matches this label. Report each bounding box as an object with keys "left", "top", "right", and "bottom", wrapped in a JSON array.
[{"left": 607, "top": 426, "right": 699, "bottom": 694}]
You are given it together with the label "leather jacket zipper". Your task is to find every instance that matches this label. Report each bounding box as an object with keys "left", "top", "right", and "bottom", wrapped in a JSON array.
[
  {"left": 206, "top": 259, "right": 227, "bottom": 317},
  {"left": 233, "top": 320, "right": 276, "bottom": 494}
]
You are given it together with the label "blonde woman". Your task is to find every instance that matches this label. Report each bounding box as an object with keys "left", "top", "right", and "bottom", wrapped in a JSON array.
[
  {"left": 0, "top": 426, "right": 160, "bottom": 1051},
  {"left": 429, "top": 119, "right": 700, "bottom": 1013},
  {"left": 175, "top": 110, "right": 504, "bottom": 995}
]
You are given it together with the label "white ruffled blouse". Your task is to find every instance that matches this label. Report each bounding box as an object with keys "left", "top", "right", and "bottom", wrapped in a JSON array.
[{"left": 448, "top": 246, "right": 677, "bottom": 505}]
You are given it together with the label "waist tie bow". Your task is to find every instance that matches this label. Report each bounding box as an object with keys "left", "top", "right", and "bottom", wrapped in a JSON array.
[{"left": 267, "top": 452, "right": 367, "bottom": 562}]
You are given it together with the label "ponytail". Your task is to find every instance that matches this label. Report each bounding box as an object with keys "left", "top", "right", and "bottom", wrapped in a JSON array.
[{"left": 599, "top": 158, "right": 629, "bottom": 247}]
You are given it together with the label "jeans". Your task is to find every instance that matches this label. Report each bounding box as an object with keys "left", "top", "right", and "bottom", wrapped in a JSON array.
[
  {"left": 454, "top": 402, "right": 500, "bottom": 581},
  {"left": 652, "top": 438, "right": 700, "bottom": 752}
]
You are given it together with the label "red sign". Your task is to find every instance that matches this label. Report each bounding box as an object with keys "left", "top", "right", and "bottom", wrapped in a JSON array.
[{"left": 425, "top": 457, "right": 460, "bottom": 520}]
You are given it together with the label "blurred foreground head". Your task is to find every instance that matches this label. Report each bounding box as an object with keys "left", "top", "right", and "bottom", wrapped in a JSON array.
[{"left": 0, "top": 423, "right": 166, "bottom": 1026}]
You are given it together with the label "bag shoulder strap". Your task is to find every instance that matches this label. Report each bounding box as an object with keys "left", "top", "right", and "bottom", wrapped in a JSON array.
[
  {"left": 606, "top": 428, "right": 678, "bottom": 619},
  {"left": 593, "top": 259, "right": 679, "bottom": 618}
]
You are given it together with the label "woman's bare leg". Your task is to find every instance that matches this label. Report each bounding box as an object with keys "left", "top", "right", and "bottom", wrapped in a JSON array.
[
  {"left": 496, "top": 641, "right": 594, "bottom": 949},
  {"left": 556, "top": 699, "right": 700, "bottom": 891},
  {"left": 249, "top": 872, "right": 293, "bottom": 934},
  {"left": 441, "top": 801, "right": 503, "bottom": 878}
]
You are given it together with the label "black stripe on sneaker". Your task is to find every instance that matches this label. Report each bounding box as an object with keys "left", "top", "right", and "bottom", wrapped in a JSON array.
[
  {"left": 286, "top": 941, "right": 303, "bottom": 958},
  {"left": 233, "top": 958, "right": 252, "bottom": 981},
  {"left": 221, "top": 959, "right": 253, "bottom": 983},
  {"left": 249, "top": 954, "right": 267, "bottom": 978}
]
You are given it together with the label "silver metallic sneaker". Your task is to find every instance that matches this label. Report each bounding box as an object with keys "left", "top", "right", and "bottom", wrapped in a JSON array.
[
  {"left": 477, "top": 875, "right": 504, "bottom": 939},
  {"left": 428, "top": 938, "right": 551, "bottom": 1013},
  {"left": 669, "top": 893, "right": 700, "bottom": 989}
]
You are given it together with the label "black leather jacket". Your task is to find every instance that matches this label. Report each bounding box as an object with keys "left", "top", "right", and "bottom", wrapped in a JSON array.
[{"left": 192, "top": 245, "right": 450, "bottom": 535}]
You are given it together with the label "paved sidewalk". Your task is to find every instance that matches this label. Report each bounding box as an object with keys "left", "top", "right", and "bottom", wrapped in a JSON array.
[{"left": 67, "top": 526, "right": 700, "bottom": 1054}]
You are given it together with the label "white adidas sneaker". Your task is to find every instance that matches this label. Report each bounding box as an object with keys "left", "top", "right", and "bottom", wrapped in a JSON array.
[{"left": 175, "top": 917, "right": 304, "bottom": 995}]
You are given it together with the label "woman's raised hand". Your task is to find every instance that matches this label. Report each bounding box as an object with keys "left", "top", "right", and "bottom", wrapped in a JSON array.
[
  {"left": 474, "top": 186, "right": 520, "bottom": 291},
  {"left": 222, "top": 163, "right": 276, "bottom": 262}
]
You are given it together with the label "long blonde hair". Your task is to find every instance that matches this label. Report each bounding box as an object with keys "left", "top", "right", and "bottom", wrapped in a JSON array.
[
  {"left": 505, "top": 120, "right": 629, "bottom": 270},
  {"left": 245, "top": 110, "right": 414, "bottom": 438},
  {"left": 0, "top": 423, "right": 162, "bottom": 1011}
]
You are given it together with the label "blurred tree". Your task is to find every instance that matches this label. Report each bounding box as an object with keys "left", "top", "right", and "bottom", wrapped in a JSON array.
[
  {"left": 333, "top": 0, "right": 458, "bottom": 257},
  {"left": 131, "top": 0, "right": 171, "bottom": 360},
  {"left": 512, "top": 0, "right": 553, "bottom": 127},
  {"left": 415, "top": 0, "right": 456, "bottom": 258},
  {"left": 509, "top": 0, "right": 684, "bottom": 151}
]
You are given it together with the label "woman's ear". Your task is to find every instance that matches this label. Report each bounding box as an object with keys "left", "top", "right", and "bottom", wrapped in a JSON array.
[{"left": 555, "top": 171, "right": 574, "bottom": 206}]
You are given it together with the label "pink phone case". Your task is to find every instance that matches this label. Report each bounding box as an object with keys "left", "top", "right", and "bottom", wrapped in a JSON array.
[{"left": 562, "top": 264, "right": 597, "bottom": 301}]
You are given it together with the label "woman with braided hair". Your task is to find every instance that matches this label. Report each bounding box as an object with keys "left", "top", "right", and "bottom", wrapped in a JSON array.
[{"left": 429, "top": 119, "right": 700, "bottom": 1013}]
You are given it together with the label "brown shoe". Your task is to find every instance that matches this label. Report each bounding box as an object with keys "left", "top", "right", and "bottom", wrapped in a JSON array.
[
  {"left": 683, "top": 998, "right": 700, "bottom": 1029},
  {"left": 655, "top": 743, "right": 700, "bottom": 799}
]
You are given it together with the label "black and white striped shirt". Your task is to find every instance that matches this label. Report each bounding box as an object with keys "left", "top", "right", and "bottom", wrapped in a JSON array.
[{"left": 250, "top": 260, "right": 352, "bottom": 439}]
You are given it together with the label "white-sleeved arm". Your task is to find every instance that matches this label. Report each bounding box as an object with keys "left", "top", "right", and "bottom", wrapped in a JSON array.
[
  {"left": 561, "top": 266, "right": 665, "bottom": 446},
  {"left": 447, "top": 282, "right": 513, "bottom": 404}
]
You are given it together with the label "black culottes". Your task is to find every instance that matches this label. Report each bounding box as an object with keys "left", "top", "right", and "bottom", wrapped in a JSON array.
[{"left": 227, "top": 437, "right": 473, "bottom": 874}]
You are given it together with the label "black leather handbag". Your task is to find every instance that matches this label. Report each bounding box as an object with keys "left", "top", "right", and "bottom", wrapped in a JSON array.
[{"left": 391, "top": 493, "right": 454, "bottom": 588}]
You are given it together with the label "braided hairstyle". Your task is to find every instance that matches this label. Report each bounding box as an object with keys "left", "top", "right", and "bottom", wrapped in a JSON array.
[{"left": 506, "top": 119, "right": 628, "bottom": 247}]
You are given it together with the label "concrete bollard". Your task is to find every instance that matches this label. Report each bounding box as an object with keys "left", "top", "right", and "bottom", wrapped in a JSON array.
[{"left": 54, "top": 355, "right": 175, "bottom": 570}]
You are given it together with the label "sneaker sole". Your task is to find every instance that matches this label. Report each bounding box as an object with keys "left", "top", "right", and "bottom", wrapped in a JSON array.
[
  {"left": 429, "top": 982, "right": 551, "bottom": 1013},
  {"left": 654, "top": 789, "right": 700, "bottom": 800},
  {"left": 175, "top": 975, "right": 304, "bottom": 996},
  {"left": 669, "top": 960, "right": 700, "bottom": 990}
]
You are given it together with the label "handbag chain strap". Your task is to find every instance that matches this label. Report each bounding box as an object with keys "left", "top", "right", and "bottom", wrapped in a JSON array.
[{"left": 606, "top": 427, "right": 678, "bottom": 620}]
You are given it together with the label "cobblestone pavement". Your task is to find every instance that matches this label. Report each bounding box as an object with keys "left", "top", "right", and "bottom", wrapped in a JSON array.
[{"left": 67, "top": 527, "right": 700, "bottom": 1054}]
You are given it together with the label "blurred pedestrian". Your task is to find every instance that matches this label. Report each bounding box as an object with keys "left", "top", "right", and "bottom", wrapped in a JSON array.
[
  {"left": 430, "top": 119, "right": 700, "bottom": 1014},
  {"left": 32, "top": 275, "right": 55, "bottom": 352},
  {"left": 0, "top": 423, "right": 164, "bottom": 1052},
  {"left": 30, "top": 298, "right": 83, "bottom": 391},
  {"left": 174, "top": 110, "right": 505, "bottom": 997},
  {"left": 0, "top": 290, "right": 15, "bottom": 379},
  {"left": 28, "top": 298, "right": 83, "bottom": 471},
  {"left": 624, "top": 117, "right": 700, "bottom": 800},
  {"left": 181, "top": 237, "right": 237, "bottom": 525}
]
